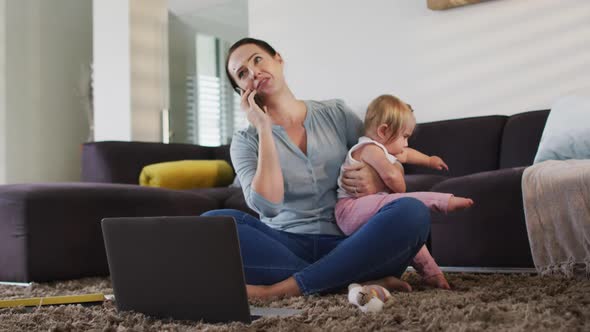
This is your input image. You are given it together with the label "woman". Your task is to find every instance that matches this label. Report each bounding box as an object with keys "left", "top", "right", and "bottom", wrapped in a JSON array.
[{"left": 202, "top": 38, "right": 430, "bottom": 299}]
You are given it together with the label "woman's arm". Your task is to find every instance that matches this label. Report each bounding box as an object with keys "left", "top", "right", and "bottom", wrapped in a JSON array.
[
  {"left": 252, "top": 125, "right": 284, "bottom": 203},
  {"left": 230, "top": 90, "right": 284, "bottom": 217},
  {"left": 357, "top": 145, "right": 406, "bottom": 193},
  {"left": 243, "top": 90, "right": 284, "bottom": 204},
  {"left": 231, "top": 132, "right": 283, "bottom": 217},
  {"left": 340, "top": 161, "right": 388, "bottom": 196}
]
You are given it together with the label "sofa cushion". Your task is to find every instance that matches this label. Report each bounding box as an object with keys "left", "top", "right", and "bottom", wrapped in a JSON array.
[
  {"left": 187, "top": 187, "right": 240, "bottom": 206},
  {"left": 405, "top": 115, "right": 507, "bottom": 177},
  {"left": 0, "top": 183, "right": 220, "bottom": 282},
  {"left": 139, "top": 160, "right": 234, "bottom": 189},
  {"left": 225, "top": 191, "right": 258, "bottom": 217},
  {"left": 213, "top": 145, "right": 233, "bottom": 169},
  {"left": 404, "top": 174, "right": 448, "bottom": 192},
  {"left": 82, "top": 142, "right": 230, "bottom": 184},
  {"left": 499, "top": 109, "right": 549, "bottom": 168},
  {"left": 188, "top": 188, "right": 257, "bottom": 217},
  {"left": 429, "top": 167, "right": 533, "bottom": 268},
  {"left": 534, "top": 95, "right": 590, "bottom": 163}
]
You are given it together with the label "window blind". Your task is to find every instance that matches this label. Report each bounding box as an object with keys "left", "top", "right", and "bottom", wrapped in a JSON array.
[{"left": 188, "top": 35, "right": 249, "bottom": 147}]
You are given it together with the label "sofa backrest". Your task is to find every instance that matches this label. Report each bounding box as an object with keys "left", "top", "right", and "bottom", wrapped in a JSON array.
[
  {"left": 405, "top": 115, "right": 507, "bottom": 177},
  {"left": 498, "top": 109, "right": 549, "bottom": 169},
  {"left": 83, "top": 110, "right": 549, "bottom": 185},
  {"left": 82, "top": 141, "right": 232, "bottom": 184}
]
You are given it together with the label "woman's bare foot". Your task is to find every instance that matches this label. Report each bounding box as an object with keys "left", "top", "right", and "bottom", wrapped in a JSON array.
[
  {"left": 364, "top": 276, "right": 412, "bottom": 292},
  {"left": 246, "top": 277, "right": 302, "bottom": 300},
  {"left": 448, "top": 197, "right": 474, "bottom": 212},
  {"left": 246, "top": 284, "right": 271, "bottom": 299},
  {"left": 423, "top": 273, "right": 451, "bottom": 290}
]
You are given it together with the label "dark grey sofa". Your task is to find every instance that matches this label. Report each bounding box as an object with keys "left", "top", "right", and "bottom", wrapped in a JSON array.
[
  {"left": 404, "top": 110, "right": 550, "bottom": 268},
  {"left": 0, "top": 109, "right": 549, "bottom": 282},
  {"left": 81, "top": 109, "right": 550, "bottom": 267}
]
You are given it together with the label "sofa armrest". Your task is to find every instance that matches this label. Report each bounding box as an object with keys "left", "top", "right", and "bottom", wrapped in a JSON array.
[
  {"left": 405, "top": 174, "right": 448, "bottom": 192},
  {"left": 499, "top": 109, "right": 549, "bottom": 168},
  {"left": 82, "top": 141, "right": 231, "bottom": 184},
  {"left": 429, "top": 167, "right": 534, "bottom": 268}
]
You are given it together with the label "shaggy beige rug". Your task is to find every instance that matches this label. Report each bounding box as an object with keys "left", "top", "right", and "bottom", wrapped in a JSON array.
[{"left": 1, "top": 273, "right": 589, "bottom": 331}]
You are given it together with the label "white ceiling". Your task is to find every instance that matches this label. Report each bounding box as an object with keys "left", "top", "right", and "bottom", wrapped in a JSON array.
[{"left": 168, "top": 0, "right": 248, "bottom": 29}]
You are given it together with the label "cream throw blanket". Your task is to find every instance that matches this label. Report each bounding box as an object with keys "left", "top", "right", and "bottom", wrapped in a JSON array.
[{"left": 522, "top": 159, "right": 590, "bottom": 278}]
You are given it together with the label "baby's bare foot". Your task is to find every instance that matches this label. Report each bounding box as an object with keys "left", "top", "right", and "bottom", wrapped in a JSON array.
[
  {"left": 365, "top": 276, "right": 412, "bottom": 292},
  {"left": 448, "top": 197, "right": 474, "bottom": 212},
  {"left": 423, "top": 274, "right": 451, "bottom": 290}
]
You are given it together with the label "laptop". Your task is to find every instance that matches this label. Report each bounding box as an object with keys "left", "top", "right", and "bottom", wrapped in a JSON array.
[{"left": 101, "top": 216, "right": 300, "bottom": 323}]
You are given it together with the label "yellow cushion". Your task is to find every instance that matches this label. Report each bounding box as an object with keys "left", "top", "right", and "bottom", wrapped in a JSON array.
[{"left": 139, "top": 160, "right": 234, "bottom": 190}]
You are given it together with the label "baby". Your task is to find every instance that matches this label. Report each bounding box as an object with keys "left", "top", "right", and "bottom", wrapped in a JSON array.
[{"left": 336, "top": 94, "right": 474, "bottom": 290}]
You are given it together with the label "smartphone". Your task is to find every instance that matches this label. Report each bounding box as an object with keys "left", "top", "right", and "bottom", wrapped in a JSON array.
[{"left": 236, "top": 87, "right": 265, "bottom": 111}]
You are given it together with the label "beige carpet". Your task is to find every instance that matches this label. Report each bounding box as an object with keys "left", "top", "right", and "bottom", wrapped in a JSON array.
[{"left": 1, "top": 273, "right": 589, "bottom": 331}]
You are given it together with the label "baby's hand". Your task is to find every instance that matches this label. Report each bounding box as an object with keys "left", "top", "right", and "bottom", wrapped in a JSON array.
[
  {"left": 429, "top": 156, "right": 449, "bottom": 171},
  {"left": 394, "top": 149, "right": 408, "bottom": 163}
]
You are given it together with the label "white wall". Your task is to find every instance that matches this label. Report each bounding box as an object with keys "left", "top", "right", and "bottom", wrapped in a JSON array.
[
  {"left": 38, "top": 0, "right": 92, "bottom": 182},
  {"left": 4, "top": 0, "right": 40, "bottom": 183},
  {"left": 168, "top": 13, "right": 196, "bottom": 144},
  {"left": 0, "top": 0, "right": 5, "bottom": 183},
  {"left": 249, "top": 0, "right": 590, "bottom": 122},
  {"left": 172, "top": 0, "right": 248, "bottom": 45},
  {"left": 0, "top": 0, "right": 91, "bottom": 184},
  {"left": 179, "top": 13, "right": 246, "bottom": 45},
  {"left": 130, "top": 0, "right": 168, "bottom": 142},
  {"left": 93, "top": 0, "right": 169, "bottom": 142},
  {"left": 93, "top": 0, "right": 131, "bottom": 141}
]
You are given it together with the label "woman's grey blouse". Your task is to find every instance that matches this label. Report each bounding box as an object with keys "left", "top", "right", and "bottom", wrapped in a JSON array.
[{"left": 230, "top": 99, "right": 363, "bottom": 235}]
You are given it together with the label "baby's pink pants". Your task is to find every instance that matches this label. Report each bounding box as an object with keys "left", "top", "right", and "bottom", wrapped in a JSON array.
[{"left": 335, "top": 192, "right": 452, "bottom": 279}]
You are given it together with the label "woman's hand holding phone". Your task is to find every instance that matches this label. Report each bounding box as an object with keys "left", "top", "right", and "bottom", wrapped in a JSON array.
[{"left": 241, "top": 89, "right": 271, "bottom": 131}]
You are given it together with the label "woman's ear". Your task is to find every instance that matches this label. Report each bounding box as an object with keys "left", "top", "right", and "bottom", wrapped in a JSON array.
[
  {"left": 377, "top": 124, "right": 390, "bottom": 140},
  {"left": 275, "top": 52, "right": 284, "bottom": 64}
]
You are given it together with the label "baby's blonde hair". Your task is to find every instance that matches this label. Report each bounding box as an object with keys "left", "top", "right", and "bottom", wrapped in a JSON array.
[{"left": 364, "top": 94, "right": 414, "bottom": 142}]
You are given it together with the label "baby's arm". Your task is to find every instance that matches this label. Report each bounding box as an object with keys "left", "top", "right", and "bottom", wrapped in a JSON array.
[
  {"left": 356, "top": 144, "right": 406, "bottom": 193},
  {"left": 397, "top": 148, "right": 448, "bottom": 171}
]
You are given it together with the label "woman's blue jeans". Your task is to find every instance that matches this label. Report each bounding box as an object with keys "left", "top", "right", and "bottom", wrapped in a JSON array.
[{"left": 201, "top": 197, "right": 430, "bottom": 295}]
